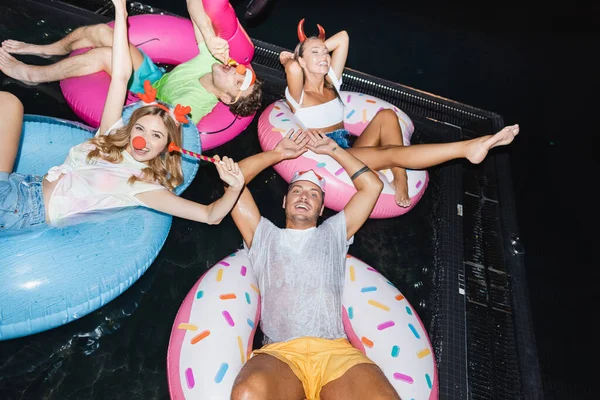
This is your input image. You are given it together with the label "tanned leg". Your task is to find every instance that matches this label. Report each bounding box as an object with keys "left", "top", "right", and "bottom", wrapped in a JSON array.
[
  {"left": 231, "top": 354, "right": 306, "bottom": 400},
  {"left": 0, "top": 24, "right": 145, "bottom": 85},
  {"left": 350, "top": 109, "right": 410, "bottom": 207},
  {"left": 320, "top": 364, "right": 400, "bottom": 400},
  {"left": 347, "top": 124, "right": 520, "bottom": 171}
]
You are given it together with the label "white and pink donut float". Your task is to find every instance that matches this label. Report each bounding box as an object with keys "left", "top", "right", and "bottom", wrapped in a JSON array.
[
  {"left": 167, "top": 250, "right": 438, "bottom": 399},
  {"left": 257, "top": 92, "right": 429, "bottom": 219}
]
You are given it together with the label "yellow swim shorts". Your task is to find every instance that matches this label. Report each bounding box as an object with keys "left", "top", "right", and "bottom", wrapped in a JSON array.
[{"left": 252, "top": 336, "right": 374, "bottom": 400}]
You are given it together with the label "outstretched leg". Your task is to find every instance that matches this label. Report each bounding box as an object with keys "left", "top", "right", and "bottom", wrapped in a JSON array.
[
  {"left": 347, "top": 124, "right": 520, "bottom": 171},
  {"left": 349, "top": 109, "right": 410, "bottom": 207},
  {"left": 1, "top": 24, "right": 114, "bottom": 57},
  {"left": 231, "top": 354, "right": 306, "bottom": 400},
  {"left": 320, "top": 364, "right": 400, "bottom": 400},
  {"left": 0, "top": 91, "right": 24, "bottom": 174},
  {"left": 0, "top": 24, "right": 145, "bottom": 85}
]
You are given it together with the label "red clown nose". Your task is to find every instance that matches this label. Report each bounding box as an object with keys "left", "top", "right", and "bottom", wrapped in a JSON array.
[{"left": 132, "top": 136, "right": 146, "bottom": 150}]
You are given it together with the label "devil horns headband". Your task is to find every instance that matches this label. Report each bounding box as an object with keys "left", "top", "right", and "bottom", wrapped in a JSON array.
[{"left": 297, "top": 18, "right": 326, "bottom": 42}]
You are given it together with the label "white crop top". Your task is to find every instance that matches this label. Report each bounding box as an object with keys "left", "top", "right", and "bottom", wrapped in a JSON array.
[
  {"left": 45, "top": 119, "right": 166, "bottom": 227},
  {"left": 285, "top": 68, "right": 345, "bottom": 129}
]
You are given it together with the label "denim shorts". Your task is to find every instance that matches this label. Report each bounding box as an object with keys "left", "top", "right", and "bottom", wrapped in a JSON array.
[
  {"left": 326, "top": 129, "right": 353, "bottom": 149},
  {"left": 0, "top": 173, "right": 46, "bottom": 231},
  {"left": 128, "top": 49, "right": 166, "bottom": 94}
]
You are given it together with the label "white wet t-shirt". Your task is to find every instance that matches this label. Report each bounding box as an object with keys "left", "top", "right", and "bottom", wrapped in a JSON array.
[{"left": 245, "top": 211, "right": 353, "bottom": 343}]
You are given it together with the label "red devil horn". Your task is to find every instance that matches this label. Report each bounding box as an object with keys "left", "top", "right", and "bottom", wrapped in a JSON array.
[
  {"left": 297, "top": 18, "right": 307, "bottom": 42},
  {"left": 317, "top": 24, "right": 326, "bottom": 40}
]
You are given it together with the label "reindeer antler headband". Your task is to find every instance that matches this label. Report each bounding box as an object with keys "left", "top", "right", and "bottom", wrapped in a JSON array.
[
  {"left": 297, "top": 18, "right": 326, "bottom": 42},
  {"left": 136, "top": 80, "right": 191, "bottom": 125}
]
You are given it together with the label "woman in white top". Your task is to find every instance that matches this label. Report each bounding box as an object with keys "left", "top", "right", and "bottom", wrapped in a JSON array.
[
  {"left": 280, "top": 20, "right": 520, "bottom": 208},
  {"left": 0, "top": 0, "right": 244, "bottom": 231}
]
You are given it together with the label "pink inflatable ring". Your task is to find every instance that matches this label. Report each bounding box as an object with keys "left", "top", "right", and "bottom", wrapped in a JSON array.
[
  {"left": 257, "top": 92, "right": 429, "bottom": 219},
  {"left": 61, "top": 9, "right": 255, "bottom": 151},
  {"left": 166, "top": 250, "right": 438, "bottom": 399}
]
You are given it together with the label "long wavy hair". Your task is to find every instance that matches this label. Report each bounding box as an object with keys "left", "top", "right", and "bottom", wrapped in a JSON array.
[
  {"left": 86, "top": 105, "right": 183, "bottom": 191},
  {"left": 293, "top": 37, "right": 342, "bottom": 103}
]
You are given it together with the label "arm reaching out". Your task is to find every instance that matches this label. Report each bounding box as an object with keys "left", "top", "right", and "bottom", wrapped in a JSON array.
[
  {"left": 99, "top": 0, "right": 131, "bottom": 135},
  {"left": 305, "top": 130, "right": 382, "bottom": 239},
  {"left": 137, "top": 155, "right": 244, "bottom": 225}
]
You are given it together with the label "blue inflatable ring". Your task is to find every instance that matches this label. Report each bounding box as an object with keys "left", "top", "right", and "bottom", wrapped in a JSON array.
[{"left": 0, "top": 102, "right": 200, "bottom": 341}]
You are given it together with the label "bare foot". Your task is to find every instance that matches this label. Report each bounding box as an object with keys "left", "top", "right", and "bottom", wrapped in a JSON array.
[
  {"left": 1, "top": 40, "right": 53, "bottom": 58},
  {"left": 392, "top": 171, "right": 412, "bottom": 208},
  {"left": 0, "top": 48, "right": 38, "bottom": 86},
  {"left": 466, "top": 124, "right": 520, "bottom": 164}
]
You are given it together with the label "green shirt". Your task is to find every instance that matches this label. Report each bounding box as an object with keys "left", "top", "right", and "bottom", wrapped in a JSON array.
[{"left": 152, "top": 43, "right": 219, "bottom": 124}]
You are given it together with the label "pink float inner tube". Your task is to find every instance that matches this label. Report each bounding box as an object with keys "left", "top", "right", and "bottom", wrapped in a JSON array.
[
  {"left": 166, "top": 250, "right": 438, "bottom": 399},
  {"left": 257, "top": 92, "right": 429, "bottom": 219},
  {"left": 61, "top": 8, "right": 255, "bottom": 151}
]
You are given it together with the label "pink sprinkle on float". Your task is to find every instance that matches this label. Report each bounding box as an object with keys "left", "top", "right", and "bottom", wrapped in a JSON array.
[
  {"left": 223, "top": 310, "right": 235, "bottom": 327},
  {"left": 346, "top": 94, "right": 352, "bottom": 103},
  {"left": 393, "top": 372, "right": 414, "bottom": 384},
  {"left": 367, "top": 267, "right": 377, "bottom": 272},
  {"left": 219, "top": 261, "right": 230, "bottom": 266},
  {"left": 335, "top": 168, "right": 345, "bottom": 176},
  {"left": 393, "top": 106, "right": 399, "bottom": 112},
  {"left": 276, "top": 112, "right": 284, "bottom": 117},
  {"left": 377, "top": 321, "right": 396, "bottom": 330},
  {"left": 416, "top": 180, "right": 422, "bottom": 189},
  {"left": 185, "top": 368, "right": 195, "bottom": 388},
  {"left": 177, "top": 323, "right": 198, "bottom": 331},
  {"left": 377, "top": 107, "right": 385, "bottom": 113},
  {"left": 240, "top": 265, "right": 247, "bottom": 276}
]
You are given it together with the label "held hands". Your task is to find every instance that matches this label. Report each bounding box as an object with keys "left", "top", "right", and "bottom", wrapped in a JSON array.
[
  {"left": 213, "top": 155, "right": 244, "bottom": 191},
  {"left": 206, "top": 36, "right": 230, "bottom": 64}
]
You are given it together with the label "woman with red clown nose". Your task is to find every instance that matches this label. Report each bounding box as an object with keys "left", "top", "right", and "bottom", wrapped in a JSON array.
[
  {"left": 280, "top": 19, "right": 520, "bottom": 209},
  {"left": 0, "top": 0, "right": 246, "bottom": 231}
]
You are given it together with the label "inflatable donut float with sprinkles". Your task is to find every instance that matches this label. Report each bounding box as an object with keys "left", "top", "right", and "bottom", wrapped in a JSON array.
[
  {"left": 257, "top": 92, "right": 429, "bottom": 219},
  {"left": 166, "top": 250, "right": 438, "bottom": 399}
]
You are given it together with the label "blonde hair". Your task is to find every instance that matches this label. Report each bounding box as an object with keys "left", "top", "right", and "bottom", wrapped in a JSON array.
[
  {"left": 87, "top": 105, "right": 184, "bottom": 191},
  {"left": 293, "top": 37, "right": 341, "bottom": 102}
]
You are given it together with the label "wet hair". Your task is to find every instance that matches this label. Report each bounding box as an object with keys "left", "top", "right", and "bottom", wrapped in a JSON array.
[
  {"left": 87, "top": 105, "right": 184, "bottom": 191},
  {"left": 293, "top": 37, "right": 342, "bottom": 103},
  {"left": 228, "top": 78, "right": 264, "bottom": 117}
]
